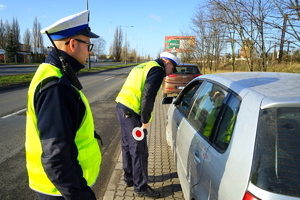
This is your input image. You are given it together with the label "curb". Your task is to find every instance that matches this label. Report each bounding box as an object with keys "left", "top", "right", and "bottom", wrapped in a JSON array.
[
  {"left": 102, "top": 154, "right": 123, "bottom": 200},
  {"left": 100, "top": 93, "right": 185, "bottom": 200}
]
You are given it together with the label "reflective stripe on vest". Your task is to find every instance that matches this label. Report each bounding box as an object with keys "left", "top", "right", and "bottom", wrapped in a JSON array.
[
  {"left": 25, "top": 63, "right": 101, "bottom": 195},
  {"left": 115, "top": 61, "right": 162, "bottom": 115}
]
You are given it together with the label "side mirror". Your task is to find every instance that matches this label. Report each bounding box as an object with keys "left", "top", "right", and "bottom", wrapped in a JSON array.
[{"left": 162, "top": 97, "right": 174, "bottom": 104}]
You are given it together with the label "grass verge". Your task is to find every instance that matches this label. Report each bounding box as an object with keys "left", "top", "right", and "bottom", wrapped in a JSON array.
[{"left": 0, "top": 63, "right": 137, "bottom": 89}]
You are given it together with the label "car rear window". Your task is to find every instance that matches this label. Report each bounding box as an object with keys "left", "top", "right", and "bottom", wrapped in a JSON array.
[
  {"left": 175, "top": 66, "right": 200, "bottom": 74},
  {"left": 250, "top": 107, "right": 300, "bottom": 197}
]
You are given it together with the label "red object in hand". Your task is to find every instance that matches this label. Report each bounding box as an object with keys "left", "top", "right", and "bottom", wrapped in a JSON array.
[{"left": 132, "top": 127, "right": 144, "bottom": 141}]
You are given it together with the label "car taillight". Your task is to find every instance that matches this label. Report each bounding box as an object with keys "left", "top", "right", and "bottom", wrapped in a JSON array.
[
  {"left": 242, "top": 191, "right": 260, "bottom": 200},
  {"left": 168, "top": 74, "right": 177, "bottom": 77},
  {"left": 193, "top": 74, "right": 202, "bottom": 78}
]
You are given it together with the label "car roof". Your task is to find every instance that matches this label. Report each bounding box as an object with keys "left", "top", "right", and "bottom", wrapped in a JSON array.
[{"left": 195, "top": 72, "right": 300, "bottom": 106}]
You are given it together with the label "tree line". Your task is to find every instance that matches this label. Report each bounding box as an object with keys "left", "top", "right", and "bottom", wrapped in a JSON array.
[
  {"left": 0, "top": 14, "right": 147, "bottom": 64},
  {"left": 0, "top": 17, "right": 106, "bottom": 63},
  {"left": 110, "top": 26, "right": 150, "bottom": 63},
  {"left": 181, "top": 0, "right": 300, "bottom": 72},
  {"left": 3, "top": 0, "right": 300, "bottom": 68},
  {"left": 0, "top": 17, "right": 44, "bottom": 63}
]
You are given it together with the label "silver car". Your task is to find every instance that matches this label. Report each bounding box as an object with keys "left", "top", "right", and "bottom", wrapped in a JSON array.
[{"left": 162, "top": 72, "right": 300, "bottom": 200}]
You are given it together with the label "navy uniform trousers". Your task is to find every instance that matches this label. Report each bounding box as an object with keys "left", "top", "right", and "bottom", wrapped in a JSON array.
[
  {"left": 36, "top": 192, "right": 65, "bottom": 200},
  {"left": 116, "top": 107, "right": 149, "bottom": 192}
]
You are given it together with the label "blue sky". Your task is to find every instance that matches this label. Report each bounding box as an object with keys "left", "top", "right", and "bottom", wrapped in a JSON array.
[{"left": 0, "top": 0, "right": 201, "bottom": 59}]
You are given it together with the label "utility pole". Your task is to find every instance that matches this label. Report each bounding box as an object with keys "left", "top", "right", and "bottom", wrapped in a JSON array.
[{"left": 87, "top": 0, "right": 91, "bottom": 69}]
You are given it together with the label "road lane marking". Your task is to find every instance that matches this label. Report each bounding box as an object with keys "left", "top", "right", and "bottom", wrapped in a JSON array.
[
  {"left": 1, "top": 108, "right": 26, "bottom": 119},
  {"left": 104, "top": 76, "right": 114, "bottom": 81}
]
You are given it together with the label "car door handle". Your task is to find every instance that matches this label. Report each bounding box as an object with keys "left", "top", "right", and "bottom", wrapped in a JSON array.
[
  {"left": 176, "top": 122, "right": 180, "bottom": 129},
  {"left": 193, "top": 150, "right": 201, "bottom": 164}
]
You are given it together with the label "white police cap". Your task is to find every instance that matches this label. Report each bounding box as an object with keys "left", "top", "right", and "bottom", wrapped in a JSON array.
[
  {"left": 41, "top": 10, "right": 99, "bottom": 40},
  {"left": 160, "top": 52, "right": 181, "bottom": 66}
]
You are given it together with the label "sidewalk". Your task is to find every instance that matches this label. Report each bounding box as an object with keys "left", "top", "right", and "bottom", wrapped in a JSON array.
[{"left": 103, "top": 93, "right": 185, "bottom": 200}]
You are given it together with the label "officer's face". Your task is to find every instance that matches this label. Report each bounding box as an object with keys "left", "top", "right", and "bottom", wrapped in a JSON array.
[
  {"left": 73, "top": 35, "right": 92, "bottom": 65},
  {"left": 165, "top": 60, "right": 175, "bottom": 76}
]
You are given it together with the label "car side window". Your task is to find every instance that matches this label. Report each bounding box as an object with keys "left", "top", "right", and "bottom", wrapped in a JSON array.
[
  {"left": 188, "top": 82, "right": 227, "bottom": 140},
  {"left": 177, "top": 82, "right": 202, "bottom": 116},
  {"left": 214, "top": 94, "right": 241, "bottom": 151}
]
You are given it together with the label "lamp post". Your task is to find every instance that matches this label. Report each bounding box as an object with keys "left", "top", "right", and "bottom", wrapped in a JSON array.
[
  {"left": 86, "top": 0, "right": 91, "bottom": 69},
  {"left": 120, "top": 25, "right": 134, "bottom": 65}
]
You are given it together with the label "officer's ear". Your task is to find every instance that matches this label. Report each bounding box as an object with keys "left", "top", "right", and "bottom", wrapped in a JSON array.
[
  {"left": 69, "top": 39, "right": 76, "bottom": 52},
  {"left": 65, "top": 38, "right": 76, "bottom": 53},
  {"left": 162, "top": 58, "right": 169, "bottom": 66}
]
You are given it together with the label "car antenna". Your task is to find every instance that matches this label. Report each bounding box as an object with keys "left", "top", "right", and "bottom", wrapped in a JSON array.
[{"left": 45, "top": 31, "right": 83, "bottom": 90}]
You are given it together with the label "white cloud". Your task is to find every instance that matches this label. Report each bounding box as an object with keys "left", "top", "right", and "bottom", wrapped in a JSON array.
[
  {"left": 0, "top": 5, "right": 7, "bottom": 10},
  {"left": 150, "top": 14, "right": 161, "bottom": 21}
]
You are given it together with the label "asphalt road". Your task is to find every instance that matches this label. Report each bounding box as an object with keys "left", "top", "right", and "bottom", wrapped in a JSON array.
[
  {"left": 0, "top": 62, "right": 132, "bottom": 76},
  {"left": 0, "top": 66, "right": 134, "bottom": 200}
]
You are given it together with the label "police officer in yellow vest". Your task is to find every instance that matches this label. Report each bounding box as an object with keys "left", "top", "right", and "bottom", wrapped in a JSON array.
[
  {"left": 25, "top": 10, "right": 102, "bottom": 200},
  {"left": 116, "top": 52, "right": 180, "bottom": 199}
]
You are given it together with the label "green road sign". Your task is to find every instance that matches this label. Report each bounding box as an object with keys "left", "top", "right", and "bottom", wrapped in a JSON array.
[{"left": 165, "top": 39, "right": 180, "bottom": 50}]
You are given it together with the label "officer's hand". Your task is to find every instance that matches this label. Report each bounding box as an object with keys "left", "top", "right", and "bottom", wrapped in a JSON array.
[{"left": 141, "top": 123, "right": 149, "bottom": 130}]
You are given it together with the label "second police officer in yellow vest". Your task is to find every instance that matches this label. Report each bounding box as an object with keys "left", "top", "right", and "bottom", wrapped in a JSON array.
[{"left": 116, "top": 52, "right": 180, "bottom": 199}]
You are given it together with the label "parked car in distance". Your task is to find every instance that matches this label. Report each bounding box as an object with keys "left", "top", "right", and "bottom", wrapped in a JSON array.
[
  {"left": 162, "top": 72, "right": 300, "bottom": 200},
  {"left": 162, "top": 63, "right": 202, "bottom": 97}
]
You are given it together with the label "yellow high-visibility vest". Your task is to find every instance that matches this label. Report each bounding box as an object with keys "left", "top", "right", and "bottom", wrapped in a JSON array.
[
  {"left": 25, "top": 63, "right": 101, "bottom": 196},
  {"left": 115, "top": 61, "right": 163, "bottom": 116}
]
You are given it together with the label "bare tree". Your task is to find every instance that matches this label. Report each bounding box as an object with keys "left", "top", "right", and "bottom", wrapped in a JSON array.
[
  {"left": 210, "top": 0, "right": 275, "bottom": 71},
  {"left": 271, "top": 0, "right": 300, "bottom": 42},
  {"left": 32, "top": 17, "right": 43, "bottom": 54},
  {"left": 190, "top": 5, "right": 227, "bottom": 73},
  {"left": 131, "top": 49, "right": 137, "bottom": 62},
  {"left": 121, "top": 41, "right": 131, "bottom": 62},
  {"left": 11, "top": 17, "right": 20, "bottom": 47},
  {"left": 113, "top": 26, "right": 123, "bottom": 62},
  {"left": 190, "top": 8, "right": 207, "bottom": 72},
  {"left": 23, "top": 28, "right": 31, "bottom": 51},
  {"left": 92, "top": 36, "right": 106, "bottom": 60}
]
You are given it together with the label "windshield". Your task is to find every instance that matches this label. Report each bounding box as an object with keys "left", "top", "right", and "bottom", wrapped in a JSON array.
[
  {"left": 174, "top": 66, "right": 200, "bottom": 74},
  {"left": 250, "top": 107, "right": 300, "bottom": 197}
]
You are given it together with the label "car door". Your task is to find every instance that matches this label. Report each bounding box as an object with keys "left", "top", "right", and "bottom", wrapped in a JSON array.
[
  {"left": 181, "top": 82, "right": 227, "bottom": 197},
  {"left": 176, "top": 81, "right": 222, "bottom": 199},
  {"left": 171, "top": 81, "right": 203, "bottom": 162},
  {"left": 192, "top": 92, "right": 241, "bottom": 200}
]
